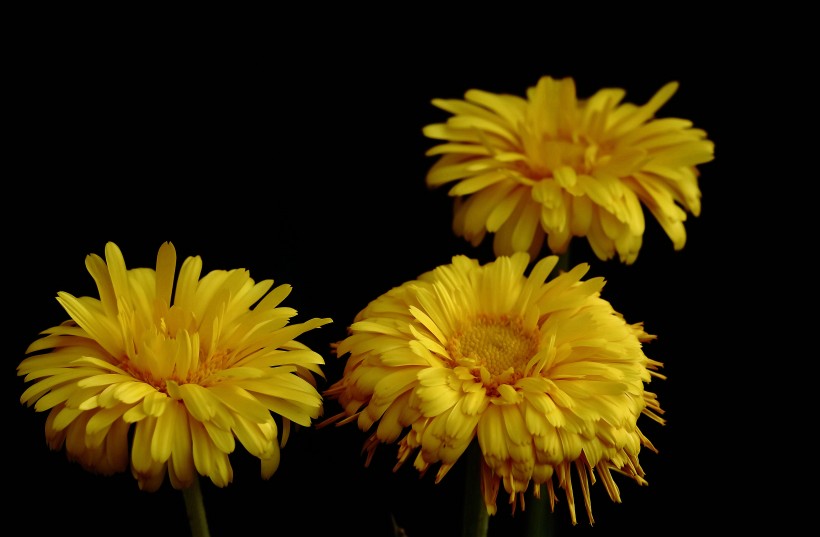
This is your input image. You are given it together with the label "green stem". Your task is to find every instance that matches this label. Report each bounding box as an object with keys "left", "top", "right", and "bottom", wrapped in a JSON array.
[
  {"left": 462, "top": 439, "right": 489, "bottom": 537},
  {"left": 524, "top": 486, "right": 554, "bottom": 537},
  {"left": 182, "top": 476, "right": 211, "bottom": 537},
  {"left": 554, "top": 251, "right": 571, "bottom": 275}
]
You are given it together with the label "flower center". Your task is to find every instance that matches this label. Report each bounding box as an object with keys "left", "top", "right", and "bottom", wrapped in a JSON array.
[
  {"left": 517, "top": 135, "right": 606, "bottom": 181},
  {"left": 120, "top": 347, "right": 229, "bottom": 393},
  {"left": 184, "top": 351, "right": 229, "bottom": 386},
  {"left": 447, "top": 314, "right": 540, "bottom": 375},
  {"left": 116, "top": 307, "right": 230, "bottom": 392}
]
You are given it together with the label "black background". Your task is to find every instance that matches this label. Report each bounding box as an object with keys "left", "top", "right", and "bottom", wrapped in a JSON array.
[{"left": 6, "top": 12, "right": 777, "bottom": 537}]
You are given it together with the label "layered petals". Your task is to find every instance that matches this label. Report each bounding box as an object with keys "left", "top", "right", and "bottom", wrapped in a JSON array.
[
  {"left": 322, "top": 253, "right": 664, "bottom": 524},
  {"left": 424, "top": 76, "right": 714, "bottom": 264},
  {"left": 19, "top": 242, "right": 331, "bottom": 491}
]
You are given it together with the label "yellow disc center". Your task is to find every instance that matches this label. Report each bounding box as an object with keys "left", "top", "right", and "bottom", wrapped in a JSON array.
[{"left": 447, "top": 314, "right": 540, "bottom": 375}]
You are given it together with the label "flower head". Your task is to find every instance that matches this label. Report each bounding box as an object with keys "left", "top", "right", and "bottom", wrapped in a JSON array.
[
  {"left": 322, "top": 253, "right": 664, "bottom": 524},
  {"left": 18, "top": 242, "right": 331, "bottom": 491},
  {"left": 423, "top": 76, "right": 714, "bottom": 264}
]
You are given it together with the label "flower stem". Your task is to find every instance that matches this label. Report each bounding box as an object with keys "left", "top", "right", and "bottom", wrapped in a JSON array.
[
  {"left": 462, "top": 439, "right": 489, "bottom": 537},
  {"left": 554, "top": 251, "right": 571, "bottom": 275},
  {"left": 182, "top": 476, "right": 211, "bottom": 537},
  {"left": 525, "top": 486, "right": 554, "bottom": 537}
]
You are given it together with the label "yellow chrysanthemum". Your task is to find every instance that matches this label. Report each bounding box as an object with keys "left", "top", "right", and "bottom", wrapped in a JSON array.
[
  {"left": 423, "top": 76, "right": 715, "bottom": 264},
  {"left": 322, "top": 253, "right": 664, "bottom": 525},
  {"left": 18, "top": 242, "right": 332, "bottom": 492}
]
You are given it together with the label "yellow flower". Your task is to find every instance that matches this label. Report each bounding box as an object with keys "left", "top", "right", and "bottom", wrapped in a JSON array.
[
  {"left": 18, "top": 242, "right": 331, "bottom": 491},
  {"left": 423, "top": 76, "right": 714, "bottom": 264},
  {"left": 322, "top": 253, "right": 664, "bottom": 525}
]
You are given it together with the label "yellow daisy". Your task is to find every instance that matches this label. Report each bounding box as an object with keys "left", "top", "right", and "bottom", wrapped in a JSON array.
[
  {"left": 423, "top": 76, "right": 715, "bottom": 264},
  {"left": 322, "top": 253, "right": 664, "bottom": 525},
  {"left": 18, "top": 241, "right": 332, "bottom": 492}
]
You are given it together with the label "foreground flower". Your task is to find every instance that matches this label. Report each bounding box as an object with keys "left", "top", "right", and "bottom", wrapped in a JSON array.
[
  {"left": 18, "top": 242, "right": 331, "bottom": 491},
  {"left": 423, "top": 76, "right": 714, "bottom": 264},
  {"left": 322, "top": 253, "right": 664, "bottom": 524}
]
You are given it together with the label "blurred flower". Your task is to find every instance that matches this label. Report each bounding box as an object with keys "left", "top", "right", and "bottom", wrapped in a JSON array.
[
  {"left": 18, "top": 241, "right": 331, "bottom": 492},
  {"left": 423, "top": 76, "right": 714, "bottom": 264},
  {"left": 322, "top": 253, "right": 664, "bottom": 524}
]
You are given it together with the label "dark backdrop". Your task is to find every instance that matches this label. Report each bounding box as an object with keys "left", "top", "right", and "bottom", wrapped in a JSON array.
[{"left": 6, "top": 16, "right": 764, "bottom": 537}]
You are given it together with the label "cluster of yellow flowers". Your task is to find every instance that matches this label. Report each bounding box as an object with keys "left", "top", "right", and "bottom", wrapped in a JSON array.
[{"left": 18, "top": 76, "right": 713, "bottom": 530}]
